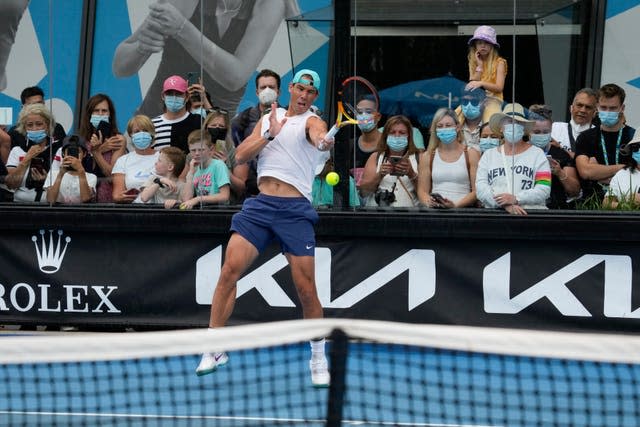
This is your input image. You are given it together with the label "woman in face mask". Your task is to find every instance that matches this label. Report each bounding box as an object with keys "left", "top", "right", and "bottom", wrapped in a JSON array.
[
  {"left": 475, "top": 103, "right": 551, "bottom": 215},
  {"left": 5, "top": 103, "right": 54, "bottom": 202},
  {"left": 417, "top": 108, "right": 479, "bottom": 208},
  {"left": 203, "top": 109, "right": 249, "bottom": 204},
  {"left": 54, "top": 94, "right": 127, "bottom": 203},
  {"left": 604, "top": 138, "right": 640, "bottom": 208},
  {"left": 359, "top": 115, "right": 421, "bottom": 207},
  {"left": 527, "top": 105, "right": 580, "bottom": 209},
  {"left": 112, "top": 115, "right": 160, "bottom": 203},
  {"left": 351, "top": 96, "right": 382, "bottom": 187}
]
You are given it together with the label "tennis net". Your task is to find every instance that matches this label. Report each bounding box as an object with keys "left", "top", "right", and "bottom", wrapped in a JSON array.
[{"left": 1, "top": 319, "right": 640, "bottom": 426}]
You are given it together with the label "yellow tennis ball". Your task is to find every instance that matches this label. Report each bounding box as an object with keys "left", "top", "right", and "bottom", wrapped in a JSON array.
[{"left": 325, "top": 171, "right": 340, "bottom": 186}]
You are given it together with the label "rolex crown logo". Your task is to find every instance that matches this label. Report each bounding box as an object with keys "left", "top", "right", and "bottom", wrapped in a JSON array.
[{"left": 32, "top": 229, "right": 71, "bottom": 274}]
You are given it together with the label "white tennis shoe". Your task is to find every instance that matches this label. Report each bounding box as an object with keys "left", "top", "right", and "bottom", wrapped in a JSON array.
[
  {"left": 196, "top": 352, "right": 228, "bottom": 376},
  {"left": 310, "top": 356, "right": 330, "bottom": 387}
]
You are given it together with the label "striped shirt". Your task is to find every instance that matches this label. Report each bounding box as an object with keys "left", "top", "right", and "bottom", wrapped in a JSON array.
[{"left": 151, "top": 112, "right": 202, "bottom": 153}]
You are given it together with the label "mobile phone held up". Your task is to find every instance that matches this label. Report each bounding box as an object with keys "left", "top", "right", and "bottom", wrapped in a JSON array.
[
  {"left": 389, "top": 156, "right": 402, "bottom": 175},
  {"left": 30, "top": 157, "right": 46, "bottom": 173},
  {"left": 66, "top": 146, "right": 79, "bottom": 158},
  {"left": 97, "top": 120, "right": 113, "bottom": 139},
  {"left": 187, "top": 72, "right": 201, "bottom": 102}
]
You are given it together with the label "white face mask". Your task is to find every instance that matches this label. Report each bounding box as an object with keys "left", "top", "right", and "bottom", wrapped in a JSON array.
[{"left": 258, "top": 87, "right": 278, "bottom": 106}]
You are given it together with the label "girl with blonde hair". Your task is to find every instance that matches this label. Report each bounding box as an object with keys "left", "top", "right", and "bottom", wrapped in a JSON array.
[{"left": 465, "top": 25, "right": 507, "bottom": 122}]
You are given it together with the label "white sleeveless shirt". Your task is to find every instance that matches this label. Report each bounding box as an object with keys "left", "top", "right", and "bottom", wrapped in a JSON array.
[
  {"left": 257, "top": 108, "right": 321, "bottom": 201},
  {"left": 431, "top": 149, "right": 471, "bottom": 204}
]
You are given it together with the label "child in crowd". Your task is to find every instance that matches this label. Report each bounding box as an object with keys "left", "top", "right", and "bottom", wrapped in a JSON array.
[
  {"left": 465, "top": 25, "right": 507, "bottom": 123},
  {"left": 180, "top": 130, "right": 230, "bottom": 209},
  {"left": 46, "top": 135, "right": 97, "bottom": 204},
  {"left": 138, "top": 146, "right": 186, "bottom": 209}
]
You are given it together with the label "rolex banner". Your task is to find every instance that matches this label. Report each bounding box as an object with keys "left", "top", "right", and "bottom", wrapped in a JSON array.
[{"left": 1, "top": 227, "right": 640, "bottom": 333}]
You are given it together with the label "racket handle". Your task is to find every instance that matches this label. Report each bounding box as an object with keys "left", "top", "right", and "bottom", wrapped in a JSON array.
[
  {"left": 325, "top": 125, "right": 339, "bottom": 140},
  {"left": 318, "top": 125, "right": 339, "bottom": 150}
]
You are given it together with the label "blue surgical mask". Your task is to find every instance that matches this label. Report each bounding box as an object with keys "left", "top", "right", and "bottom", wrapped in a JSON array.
[
  {"left": 90, "top": 114, "right": 109, "bottom": 128},
  {"left": 479, "top": 137, "right": 500, "bottom": 152},
  {"left": 633, "top": 151, "right": 640, "bottom": 164},
  {"left": 356, "top": 113, "right": 376, "bottom": 132},
  {"left": 503, "top": 123, "right": 525, "bottom": 144},
  {"left": 131, "top": 131, "right": 153, "bottom": 150},
  {"left": 386, "top": 135, "right": 408, "bottom": 151},
  {"left": 529, "top": 133, "right": 551, "bottom": 149},
  {"left": 27, "top": 129, "right": 47, "bottom": 143},
  {"left": 436, "top": 127, "right": 457, "bottom": 144},
  {"left": 599, "top": 111, "right": 620, "bottom": 127},
  {"left": 461, "top": 102, "right": 481, "bottom": 120},
  {"left": 165, "top": 95, "right": 185, "bottom": 113},
  {"left": 191, "top": 107, "right": 207, "bottom": 117}
]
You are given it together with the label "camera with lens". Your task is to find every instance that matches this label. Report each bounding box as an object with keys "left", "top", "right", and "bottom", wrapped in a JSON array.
[{"left": 374, "top": 189, "right": 396, "bottom": 207}]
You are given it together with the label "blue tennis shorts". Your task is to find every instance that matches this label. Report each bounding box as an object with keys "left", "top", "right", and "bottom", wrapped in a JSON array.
[{"left": 231, "top": 193, "right": 319, "bottom": 256}]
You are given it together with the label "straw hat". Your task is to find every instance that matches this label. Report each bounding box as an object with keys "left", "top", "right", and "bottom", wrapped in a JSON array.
[
  {"left": 468, "top": 25, "right": 500, "bottom": 48},
  {"left": 489, "top": 103, "right": 534, "bottom": 134}
]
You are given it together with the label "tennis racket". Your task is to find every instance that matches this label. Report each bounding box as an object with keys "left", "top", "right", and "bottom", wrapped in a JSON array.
[{"left": 325, "top": 76, "right": 379, "bottom": 140}]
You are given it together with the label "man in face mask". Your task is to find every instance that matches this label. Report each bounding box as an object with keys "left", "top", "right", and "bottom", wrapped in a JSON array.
[
  {"left": 231, "top": 69, "right": 281, "bottom": 148},
  {"left": 150, "top": 75, "right": 202, "bottom": 159},
  {"left": 457, "top": 87, "right": 485, "bottom": 153},
  {"left": 575, "top": 83, "right": 636, "bottom": 202}
]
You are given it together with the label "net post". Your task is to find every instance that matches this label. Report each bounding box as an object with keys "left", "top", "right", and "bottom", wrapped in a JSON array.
[{"left": 326, "top": 327, "right": 348, "bottom": 427}]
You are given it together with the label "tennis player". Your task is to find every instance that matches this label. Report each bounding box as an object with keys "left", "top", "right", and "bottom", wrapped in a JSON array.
[{"left": 197, "top": 69, "right": 334, "bottom": 387}]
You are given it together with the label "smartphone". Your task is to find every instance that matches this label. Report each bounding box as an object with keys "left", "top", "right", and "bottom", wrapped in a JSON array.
[
  {"left": 66, "top": 146, "right": 79, "bottom": 158},
  {"left": 97, "top": 120, "right": 113, "bottom": 139},
  {"left": 430, "top": 193, "right": 445, "bottom": 204},
  {"left": 125, "top": 188, "right": 140, "bottom": 196},
  {"left": 215, "top": 140, "right": 227, "bottom": 154},
  {"left": 187, "top": 71, "right": 200, "bottom": 87},
  {"left": 30, "top": 157, "right": 46, "bottom": 173},
  {"left": 389, "top": 156, "right": 403, "bottom": 176},
  {"left": 187, "top": 72, "right": 201, "bottom": 102}
]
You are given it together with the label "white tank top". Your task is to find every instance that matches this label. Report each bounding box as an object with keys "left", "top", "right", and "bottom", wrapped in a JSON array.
[
  {"left": 257, "top": 108, "right": 321, "bottom": 201},
  {"left": 431, "top": 149, "right": 471, "bottom": 204}
]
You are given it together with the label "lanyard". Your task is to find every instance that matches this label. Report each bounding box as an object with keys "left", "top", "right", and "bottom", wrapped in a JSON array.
[{"left": 599, "top": 127, "right": 624, "bottom": 166}]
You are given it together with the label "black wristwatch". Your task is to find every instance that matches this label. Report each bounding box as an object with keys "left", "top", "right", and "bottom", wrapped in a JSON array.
[
  {"left": 153, "top": 177, "right": 165, "bottom": 188},
  {"left": 263, "top": 129, "right": 275, "bottom": 141}
]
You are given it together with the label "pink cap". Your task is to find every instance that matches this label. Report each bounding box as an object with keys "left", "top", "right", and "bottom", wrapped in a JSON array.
[
  {"left": 162, "top": 75, "right": 188, "bottom": 93},
  {"left": 468, "top": 25, "right": 499, "bottom": 48}
]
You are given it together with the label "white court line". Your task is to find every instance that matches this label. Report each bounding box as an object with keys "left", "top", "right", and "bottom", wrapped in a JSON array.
[{"left": 0, "top": 411, "right": 500, "bottom": 427}]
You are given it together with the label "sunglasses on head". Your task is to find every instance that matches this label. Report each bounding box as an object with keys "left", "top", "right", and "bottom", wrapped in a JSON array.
[
  {"left": 529, "top": 106, "right": 552, "bottom": 120},
  {"left": 210, "top": 107, "right": 228, "bottom": 115}
]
